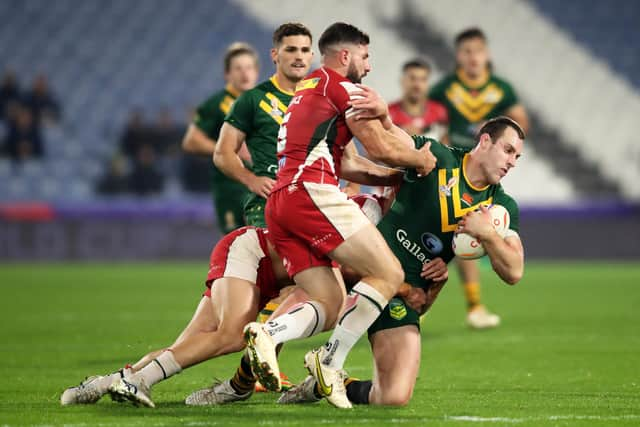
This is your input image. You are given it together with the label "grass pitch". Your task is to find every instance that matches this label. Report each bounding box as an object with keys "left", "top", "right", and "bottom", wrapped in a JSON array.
[{"left": 0, "top": 261, "right": 638, "bottom": 426}]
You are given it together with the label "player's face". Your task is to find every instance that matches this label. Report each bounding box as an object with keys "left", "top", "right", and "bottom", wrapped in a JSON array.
[
  {"left": 482, "top": 127, "right": 523, "bottom": 184},
  {"left": 272, "top": 35, "right": 313, "bottom": 82},
  {"left": 225, "top": 54, "right": 259, "bottom": 92},
  {"left": 456, "top": 37, "right": 490, "bottom": 79},
  {"left": 401, "top": 67, "right": 429, "bottom": 103},
  {"left": 346, "top": 44, "right": 371, "bottom": 83}
]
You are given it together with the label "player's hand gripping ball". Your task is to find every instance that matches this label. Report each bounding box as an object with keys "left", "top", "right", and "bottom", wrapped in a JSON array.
[{"left": 452, "top": 205, "right": 510, "bottom": 260}]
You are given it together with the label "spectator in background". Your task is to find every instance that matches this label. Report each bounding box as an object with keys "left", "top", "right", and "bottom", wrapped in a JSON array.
[
  {"left": 4, "top": 105, "right": 42, "bottom": 161},
  {"left": 153, "top": 107, "right": 184, "bottom": 155},
  {"left": 96, "top": 154, "right": 129, "bottom": 195},
  {"left": 129, "top": 144, "right": 164, "bottom": 195},
  {"left": 120, "top": 109, "right": 153, "bottom": 157},
  {"left": 0, "top": 70, "right": 21, "bottom": 121},
  {"left": 23, "top": 75, "right": 61, "bottom": 125}
]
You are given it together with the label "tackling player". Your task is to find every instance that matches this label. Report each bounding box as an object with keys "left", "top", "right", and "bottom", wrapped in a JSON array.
[
  {"left": 280, "top": 115, "right": 526, "bottom": 407},
  {"left": 182, "top": 42, "right": 259, "bottom": 234},
  {"left": 242, "top": 22, "right": 435, "bottom": 409},
  {"left": 429, "top": 27, "right": 530, "bottom": 329},
  {"left": 60, "top": 195, "right": 425, "bottom": 407},
  {"left": 214, "top": 22, "right": 313, "bottom": 228},
  {"left": 60, "top": 226, "right": 300, "bottom": 407}
]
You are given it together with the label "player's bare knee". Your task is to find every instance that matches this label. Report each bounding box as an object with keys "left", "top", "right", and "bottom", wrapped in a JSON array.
[
  {"left": 219, "top": 332, "right": 246, "bottom": 354},
  {"left": 380, "top": 388, "right": 412, "bottom": 406}
]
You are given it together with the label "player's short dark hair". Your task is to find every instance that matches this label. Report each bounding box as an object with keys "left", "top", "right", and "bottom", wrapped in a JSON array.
[
  {"left": 476, "top": 116, "right": 526, "bottom": 143},
  {"left": 318, "top": 22, "right": 370, "bottom": 55},
  {"left": 223, "top": 42, "right": 258, "bottom": 73},
  {"left": 402, "top": 58, "right": 431, "bottom": 73},
  {"left": 272, "top": 22, "right": 312, "bottom": 47},
  {"left": 455, "top": 27, "right": 487, "bottom": 47}
]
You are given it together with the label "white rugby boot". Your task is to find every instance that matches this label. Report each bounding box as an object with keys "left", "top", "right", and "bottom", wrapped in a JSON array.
[
  {"left": 304, "top": 348, "right": 352, "bottom": 409},
  {"left": 243, "top": 322, "right": 281, "bottom": 392},
  {"left": 467, "top": 305, "right": 501, "bottom": 329},
  {"left": 277, "top": 375, "right": 321, "bottom": 404},
  {"left": 60, "top": 367, "right": 131, "bottom": 405},
  {"left": 108, "top": 375, "right": 155, "bottom": 408},
  {"left": 185, "top": 379, "right": 253, "bottom": 406}
]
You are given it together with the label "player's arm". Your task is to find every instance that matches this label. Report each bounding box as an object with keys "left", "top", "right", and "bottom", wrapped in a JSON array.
[
  {"left": 347, "top": 117, "right": 434, "bottom": 175},
  {"left": 340, "top": 142, "right": 404, "bottom": 186},
  {"left": 349, "top": 84, "right": 416, "bottom": 149},
  {"left": 505, "top": 104, "right": 530, "bottom": 135},
  {"left": 457, "top": 205, "right": 524, "bottom": 285},
  {"left": 214, "top": 122, "right": 274, "bottom": 198},
  {"left": 399, "top": 257, "right": 449, "bottom": 314},
  {"left": 182, "top": 124, "right": 216, "bottom": 155},
  {"left": 182, "top": 121, "right": 252, "bottom": 162}
]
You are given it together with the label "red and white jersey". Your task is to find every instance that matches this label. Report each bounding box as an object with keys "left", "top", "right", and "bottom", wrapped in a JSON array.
[
  {"left": 349, "top": 193, "right": 385, "bottom": 225},
  {"left": 388, "top": 99, "right": 448, "bottom": 135},
  {"left": 273, "top": 67, "right": 363, "bottom": 191}
]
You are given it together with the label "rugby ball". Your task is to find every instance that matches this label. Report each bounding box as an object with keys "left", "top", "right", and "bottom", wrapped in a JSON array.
[{"left": 452, "top": 205, "right": 510, "bottom": 260}]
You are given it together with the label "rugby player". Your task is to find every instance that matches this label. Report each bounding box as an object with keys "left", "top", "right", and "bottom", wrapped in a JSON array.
[
  {"left": 389, "top": 58, "right": 448, "bottom": 139},
  {"left": 60, "top": 195, "right": 423, "bottom": 408},
  {"left": 242, "top": 22, "right": 435, "bottom": 408},
  {"left": 429, "top": 27, "right": 529, "bottom": 328},
  {"left": 181, "top": 42, "right": 258, "bottom": 234},
  {"left": 280, "top": 114, "right": 525, "bottom": 407},
  {"left": 60, "top": 226, "right": 298, "bottom": 407},
  {"left": 214, "top": 22, "right": 313, "bottom": 228}
]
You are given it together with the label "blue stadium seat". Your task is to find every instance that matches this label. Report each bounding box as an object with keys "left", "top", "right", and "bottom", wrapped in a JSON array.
[
  {"left": 0, "top": 0, "right": 277, "bottom": 201},
  {"left": 531, "top": 0, "right": 640, "bottom": 89}
]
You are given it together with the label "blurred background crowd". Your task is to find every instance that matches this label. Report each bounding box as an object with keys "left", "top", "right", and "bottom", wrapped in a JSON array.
[{"left": 0, "top": 0, "right": 638, "bottom": 259}]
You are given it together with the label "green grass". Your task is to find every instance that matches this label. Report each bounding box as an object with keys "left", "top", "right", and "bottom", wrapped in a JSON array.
[{"left": 1, "top": 261, "right": 639, "bottom": 426}]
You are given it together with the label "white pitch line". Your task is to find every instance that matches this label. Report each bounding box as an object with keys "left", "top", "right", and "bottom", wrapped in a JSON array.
[{"left": 445, "top": 414, "right": 640, "bottom": 423}]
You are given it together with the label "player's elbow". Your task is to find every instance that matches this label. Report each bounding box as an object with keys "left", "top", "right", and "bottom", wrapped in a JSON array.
[
  {"left": 181, "top": 135, "right": 197, "bottom": 153},
  {"left": 213, "top": 147, "right": 226, "bottom": 169},
  {"left": 503, "top": 267, "right": 523, "bottom": 285}
]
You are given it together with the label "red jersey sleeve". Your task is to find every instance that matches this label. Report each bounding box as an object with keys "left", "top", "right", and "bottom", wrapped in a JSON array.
[{"left": 327, "top": 77, "right": 365, "bottom": 119}]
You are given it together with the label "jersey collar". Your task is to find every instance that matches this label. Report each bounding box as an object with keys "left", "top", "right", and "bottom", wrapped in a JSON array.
[
  {"left": 456, "top": 68, "right": 490, "bottom": 89},
  {"left": 270, "top": 75, "right": 296, "bottom": 96},
  {"left": 462, "top": 153, "right": 490, "bottom": 191}
]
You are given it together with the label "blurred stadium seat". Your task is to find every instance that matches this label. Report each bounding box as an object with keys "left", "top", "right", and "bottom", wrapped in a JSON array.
[{"left": 0, "top": 0, "right": 637, "bottom": 205}]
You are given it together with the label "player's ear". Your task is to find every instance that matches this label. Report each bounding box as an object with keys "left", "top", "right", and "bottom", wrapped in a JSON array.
[
  {"left": 270, "top": 47, "right": 278, "bottom": 65},
  {"left": 340, "top": 48, "right": 350, "bottom": 66},
  {"left": 478, "top": 133, "right": 492, "bottom": 149}
]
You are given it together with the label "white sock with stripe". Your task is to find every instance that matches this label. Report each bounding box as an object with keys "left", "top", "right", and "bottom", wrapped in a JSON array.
[
  {"left": 263, "top": 301, "right": 326, "bottom": 345},
  {"left": 134, "top": 350, "right": 182, "bottom": 387},
  {"left": 321, "top": 281, "right": 387, "bottom": 369}
]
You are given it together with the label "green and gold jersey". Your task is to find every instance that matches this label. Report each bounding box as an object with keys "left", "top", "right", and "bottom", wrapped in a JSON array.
[
  {"left": 194, "top": 84, "right": 250, "bottom": 233},
  {"left": 224, "top": 76, "right": 293, "bottom": 227},
  {"left": 225, "top": 75, "right": 293, "bottom": 181},
  {"left": 430, "top": 70, "right": 518, "bottom": 149},
  {"left": 194, "top": 85, "right": 248, "bottom": 193},
  {"left": 377, "top": 137, "right": 519, "bottom": 289}
]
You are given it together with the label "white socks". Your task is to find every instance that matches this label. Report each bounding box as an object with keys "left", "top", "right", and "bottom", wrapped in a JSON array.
[
  {"left": 135, "top": 350, "right": 182, "bottom": 387},
  {"left": 263, "top": 301, "right": 327, "bottom": 345},
  {"left": 322, "top": 281, "right": 387, "bottom": 369},
  {"left": 97, "top": 366, "right": 131, "bottom": 392}
]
